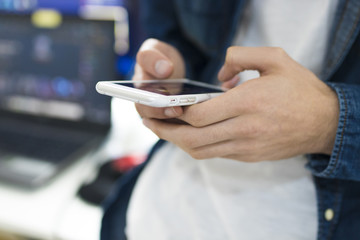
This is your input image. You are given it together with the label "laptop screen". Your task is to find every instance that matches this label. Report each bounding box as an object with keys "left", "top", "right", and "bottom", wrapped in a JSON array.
[{"left": 0, "top": 13, "right": 114, "bottom": 127}]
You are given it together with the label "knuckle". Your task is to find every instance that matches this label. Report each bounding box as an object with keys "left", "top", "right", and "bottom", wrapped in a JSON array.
[
  {"left": 136, "top": 49, "right": 153, "bottom": 64},
  {"left": 236, "top": 122, "right": 262, "bottom": 138},
  {"left": 242, "top": 155, "right": 258, "bottom": 163},
  {"left": 240, "top": 98, "right": 259, "bottom": 113},
  {"left": 150, "top": 128, "right": 161, "bottom": 138},
  {"left": 228, "top": 141, "right": 262, "bottom": 163},
  {"left": 179, "top": 134, "right": 198, "bottom": 148},
  {"left": 226, "top": 46, "right": 238, "bottom": 54},
  {"left": 147, "top": 124, "right": 161, "bottom": 138},
  {"left": 188, "top": 117, "right": 204, "bottom": 128},
  {"left": 236, "top": 85, "right": 266, "bottom": 112},
  {"left": 271, "top": 47, "right": 288, "bottom": 60},
  {"left": 155, "top": 130, "right": 166, "bottom": 140},
  {"left": 185, "top": 113, "right": 205, "bottom": 128},
  {"left": 225, "top": 46, "right": 238, "bottom": 64},
  {"left": 189, "top": 149, "right": 206, "bottom": 160},
  {"left": 239, "top": 143, "right": 256, "bottom": 158}
]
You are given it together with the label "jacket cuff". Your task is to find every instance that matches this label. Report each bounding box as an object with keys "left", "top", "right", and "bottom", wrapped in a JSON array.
[{"left": 307, "top": 83, "right": 360, "bottom": 181}]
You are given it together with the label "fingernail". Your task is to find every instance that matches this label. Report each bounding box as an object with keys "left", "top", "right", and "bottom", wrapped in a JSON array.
[
  {"left": 229, "top": 75, "right": 240, "bottom": 85},
  {"left": 164, "top": 107, "right": 178, "bottom": 117},
  {"left": 155, "top": 60, "right": 171, "bottom": 76}
]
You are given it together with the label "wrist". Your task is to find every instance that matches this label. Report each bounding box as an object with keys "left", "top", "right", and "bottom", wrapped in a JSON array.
[{"left": 317, "top": 88, "right": 340, "bottom": 155}]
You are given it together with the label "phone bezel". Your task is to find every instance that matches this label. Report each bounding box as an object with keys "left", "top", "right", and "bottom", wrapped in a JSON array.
[{"left": 96, "top": 79, "right": 226, "bottom": 107}]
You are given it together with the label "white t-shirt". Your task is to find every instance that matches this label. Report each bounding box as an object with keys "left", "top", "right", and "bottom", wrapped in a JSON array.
[{"left": 126, "top": 1, "right": 338, "bottom": 239}]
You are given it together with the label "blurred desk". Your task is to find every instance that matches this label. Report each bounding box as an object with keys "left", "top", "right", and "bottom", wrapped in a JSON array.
[{"left": 0, "top": 99, "right": 158, "bottom": 240}]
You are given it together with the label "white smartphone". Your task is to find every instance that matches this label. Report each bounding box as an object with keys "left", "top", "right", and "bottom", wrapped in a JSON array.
[{"left": 95, "top": 79, "right": 226, "bottom": 107}]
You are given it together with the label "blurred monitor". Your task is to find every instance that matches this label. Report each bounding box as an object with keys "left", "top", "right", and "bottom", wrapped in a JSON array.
[
  {"left": 0, "top": 13, "right": 114, "bottom": 124},
  {"left": 0, "top": 10, "right": 117, "bottom": 188}
]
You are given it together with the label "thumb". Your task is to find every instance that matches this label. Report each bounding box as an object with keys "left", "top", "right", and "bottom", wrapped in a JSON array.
[
  {"left": 136, "top": 48, "right": 174, "bottom": 79},
  {"left": 218, "top": 46, "right": 288, "bottom": 82},
  {"left": 136, "top": 38, "right": 184, "bottom": 79}
]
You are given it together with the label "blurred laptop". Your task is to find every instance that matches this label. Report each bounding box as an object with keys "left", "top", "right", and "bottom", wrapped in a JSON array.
[{"left": 0, "top": 12, "right": 116, "bottom": 188}]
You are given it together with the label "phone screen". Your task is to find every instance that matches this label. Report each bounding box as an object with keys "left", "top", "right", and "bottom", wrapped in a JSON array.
[{"left": 114, "top": 81, "right": 224, "bottom": 96}]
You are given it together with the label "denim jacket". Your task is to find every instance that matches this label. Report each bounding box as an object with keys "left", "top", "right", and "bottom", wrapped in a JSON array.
[{"left": 101, "top": 0, "right": 360, "bottom": 239}]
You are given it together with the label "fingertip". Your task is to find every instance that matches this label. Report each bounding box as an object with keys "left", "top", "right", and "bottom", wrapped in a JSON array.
[
  {"left": 217, "top": 65, "right": 226, "bottom": 81},
  {"left": 164, "top": 106, "right": 183, "bottom": 118},
  {"left": 221, "top": 75, "right": 240, "bottom": 89},
  {"left": 136, "top": 49, "right": 173, "bottom": 79},
  {"left": 155, "top": 60, "right": 173, "bottom": 77}
]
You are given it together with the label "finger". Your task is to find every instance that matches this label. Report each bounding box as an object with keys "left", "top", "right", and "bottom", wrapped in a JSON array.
[
  {"left": 136, "top": 38, "right": 185, "bottom": 79},
  {"left": 177, "top": 88, "right": 244, "bottom": 127},
  {"left": 142, "top": 117, "right": 266, "bottom": 160},
  {"left": 132, "top": 64, "right": 156, "bottom": 80},
  {"left": 189, "top": 140, "right": 240, "bottom": 160},
  {"left": 141, "top": 118, "right": 230, "bottom": 147},
  {"left": 222, "top": 154, "right": 256, "bottom": 162},
  {"left": 142, "top": 116, "right": 254, "bottom": 149},
  {"left": 136, "top": 104, "right": 183, "bottom": 119},
  {"left": 142, "top": 118, "right": 248, "bottom": 160},
  {"left": 136, "top": 48, "right": 174, "bottom": 79},
  {"left": 218, "top": 46, "right": 288, "bottom": 82},
  {"left": 221, "top": 75, "right": 240, "bottom": 89},
  {"left": 187, "top": 139, "right": 260, "bottom": 161}
]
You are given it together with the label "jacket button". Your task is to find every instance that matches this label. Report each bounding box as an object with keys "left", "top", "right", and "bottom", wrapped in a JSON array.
[{"left": 325, "top": 208, "right": 334, "bottom": 221}]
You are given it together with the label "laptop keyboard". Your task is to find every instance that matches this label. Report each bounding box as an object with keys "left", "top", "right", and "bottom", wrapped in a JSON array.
[
  {"left": 0, "top": 130, "right": 89, "bottom": 163},
  {"left": 0, "top": 120, "right": 98, "bottom": 164}
]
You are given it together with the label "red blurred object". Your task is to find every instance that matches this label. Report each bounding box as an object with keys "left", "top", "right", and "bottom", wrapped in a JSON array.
[{"left": 112, "top": 154, "right": 147, "bottom": 172}]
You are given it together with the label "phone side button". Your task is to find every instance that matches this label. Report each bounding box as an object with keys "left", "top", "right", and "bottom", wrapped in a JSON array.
[
  {"left": 187, "top": 97, "right": 196, "bottom": 103},
  {"left": 179, "top": 98, "right": 188, "bottom": 103}
]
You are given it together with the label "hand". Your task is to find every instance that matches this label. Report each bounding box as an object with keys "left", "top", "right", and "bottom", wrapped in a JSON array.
[
  {"left": 142, "top": 47, "right": 340, "bottom": 162},
  {"left": 133, "top": 38, "right": 186, "bottom": 119}
]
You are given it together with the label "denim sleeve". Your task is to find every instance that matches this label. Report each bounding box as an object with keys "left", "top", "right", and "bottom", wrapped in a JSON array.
[
  {"left": 307, "top": 82, "right": 360, "bottom": 181},
  {"left": 138, "top": 0, "right": 209, "bottom": 80}
]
